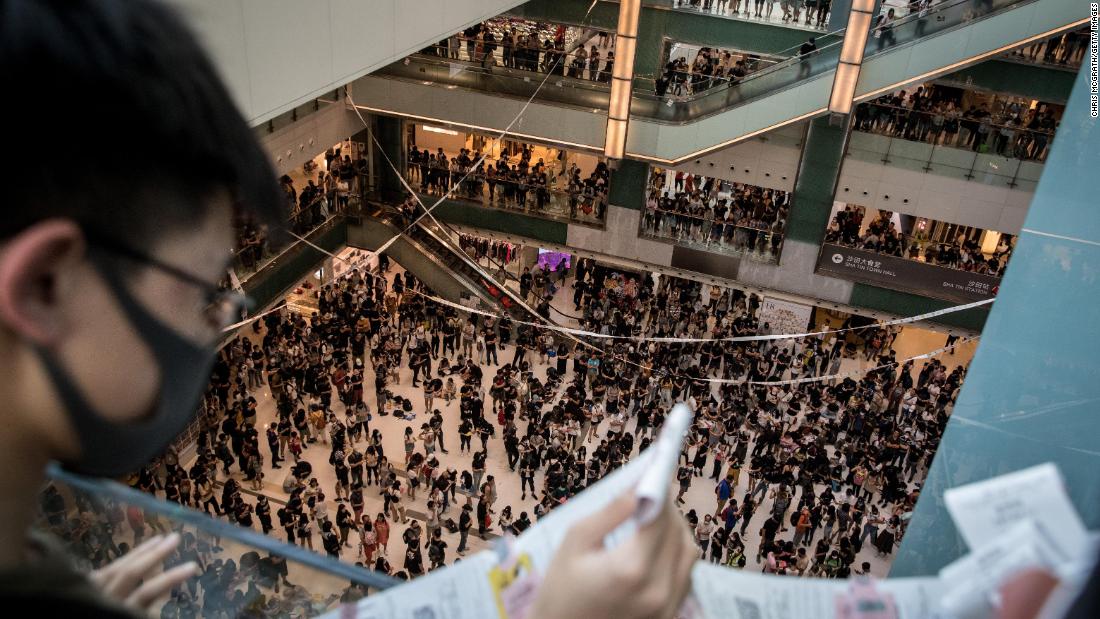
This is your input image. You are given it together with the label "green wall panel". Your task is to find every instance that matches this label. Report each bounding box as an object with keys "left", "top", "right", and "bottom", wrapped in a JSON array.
[
  {"left": 375, "top": 115, "right": 405, "bottom": 201},
  {"left": 937, "top": 59, "right": 1076, "bottom": 104},
  {"left": 429, "top": 197, "right": 569, "bottom": 244},
  {"left": 609, "top": 159, "right": 648, "bottom": 209},
  {"left": 848, "top": 282, "right": 989, "bottom": 331},
  {"left": 786, "top": 117, "right": 845, "bottom": 245}
]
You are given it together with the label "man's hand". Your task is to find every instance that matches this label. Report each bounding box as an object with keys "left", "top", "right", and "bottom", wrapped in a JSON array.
[
  {"left": 529, "top": 491, "right": 696, "bottom": 619},
  {"left": 89, "top": 533, "right": 201, "bottom": 612}
]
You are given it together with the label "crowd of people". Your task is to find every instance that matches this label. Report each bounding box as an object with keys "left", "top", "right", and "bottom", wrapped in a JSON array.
[
  {"left": 643, "top": 170, "right": 790, "bottom": 260},
  {"left": 421, "top": 19, "right": 616, "bottom": 82},
  {"left": 825, "top": 205, "right": 1015, "bottom": 276},
  {"left": 407, "top": 143, "right": 609, "bottom": 223},
  {"left": 81, "top": 230, "right": 969, "bottom": 596},
  {"left": 855, "top": 86, "right": 1059, "bottom": 162},
  {"left": 1008, "top": 27, "right": 1089, "bottom": 67},
  {"left": 656, "top": 45, "right": 782, "bottom": 97},
  {"left": 234, "top": 152, "right": 366, "bottom": 275},
  {"left": 673, "top": 0, "right": 833, "bottom": 29}
]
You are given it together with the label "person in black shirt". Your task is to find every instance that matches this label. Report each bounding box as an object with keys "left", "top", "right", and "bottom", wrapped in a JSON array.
[
  {"left": 404, "top": 543, "right": 424, "bottom": 577},
  {"left": 798, "top": 37, "right": 817, "bottom": 77},
  {"left": 256, "top": 496, "right": 273, "bottom": 535},
  {"left": 427, "top": 529, "right": 448, "bottom": 570},
  {"left": 321, "top": 521, "right": 341, "bottom": 558},
  {"left": 484, "top": 328, "right": 499, "bottom": 366},
  {"left": 455, "top": 503, "right": 474, "bottom": 556},
  {"left": 520, "top": 267, "right": 533, "bottom": 299},
  {"left": 758, "top": 514, "right": 782, "bottom": 562}
]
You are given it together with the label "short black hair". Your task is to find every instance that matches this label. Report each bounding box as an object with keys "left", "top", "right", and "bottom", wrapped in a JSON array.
[{"left": 0, "top": 0, "right": 283, "bottom": 245}]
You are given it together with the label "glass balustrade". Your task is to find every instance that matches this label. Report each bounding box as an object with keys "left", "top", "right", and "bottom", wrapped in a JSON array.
[{"left": 37, "top": 464, "right": 396, "bottom": 617}]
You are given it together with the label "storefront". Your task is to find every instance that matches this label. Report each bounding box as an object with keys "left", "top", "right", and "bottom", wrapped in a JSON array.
[
  {"left": 407, "top": 123, "right": 603, "bottom": 186},
  {"left": 455, "top": 231, "right": 525, "bottom": 280},
  {"left": 448, "top": 229, "right": 576, "bottom": 300},
  {"left": 404, "top": 121, "right": 610, "bottom": 225},
  {"left": 479, "top": 16, "right": 601, "bottom": 54}
]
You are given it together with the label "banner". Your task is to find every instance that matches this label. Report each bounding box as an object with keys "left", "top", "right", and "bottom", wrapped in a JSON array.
[{"left": 816, "top": 243, "right": 999, "bottom": 304}]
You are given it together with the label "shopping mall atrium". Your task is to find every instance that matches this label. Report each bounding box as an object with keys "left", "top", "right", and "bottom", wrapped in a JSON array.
[{"left": 9, "top": 0, "right": 1100, "bottom": 617}]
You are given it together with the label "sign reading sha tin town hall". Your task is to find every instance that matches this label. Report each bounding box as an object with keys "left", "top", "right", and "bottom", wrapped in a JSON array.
[{"left": 816, "top": 243, "right": 999, "bottom": 304}]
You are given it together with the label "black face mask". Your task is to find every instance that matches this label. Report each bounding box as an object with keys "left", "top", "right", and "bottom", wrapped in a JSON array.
[{"left": 35, "top": 260, "right": 216, "bottom": 478}]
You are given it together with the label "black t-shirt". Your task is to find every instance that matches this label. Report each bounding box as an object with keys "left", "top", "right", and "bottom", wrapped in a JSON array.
[
  {"left": 404, "top": 547, "right": 423, "bottom": 572},
  {"left": 762, "top": 517, "right": 781, "bottom": 540},
  {"left": 428, "top": 539, "right": 448, "bottom": 562}
]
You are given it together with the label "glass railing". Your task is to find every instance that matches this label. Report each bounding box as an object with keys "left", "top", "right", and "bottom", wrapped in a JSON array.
[
  {"left": 380, "top": 0, "right": 1042, "bottom": 126},
  {"left": 233, "top": 187, "right": 364, "bottom": 280},
  {"left": 845, "top": 125, "right": 1045, "bottom": 192},
  {"left": 418, "top": 39, "right": 797, "bottom": 99},
  {"left": 377, "top": 52, "right": 613, "bottom": 111},
  {"left": 823, "top": 229, "right": 1012, "bottom": 276},
  {"left": 648, "top": 0, "right": 835, "bottom": 30},
  {"left": 406, "top": 42, "right": 797, "bottom": 105},
  {"left": 854, "top": 101, "right": 1056, "bottom": 162},
  {"left": 403, "top": 168, "right": 607, "bottom": 226},
  {"left": 37, "top": 464, "right": 396, "bottom": 617},
  {"left": 1001, "top": 28, "right": 1088, "bottom": 69},
  {"left": 418, "top": 41, "right": 616, "bottom": 83},
  {"left": 641, "top": 205, "right": 784, "bottom": 262}
]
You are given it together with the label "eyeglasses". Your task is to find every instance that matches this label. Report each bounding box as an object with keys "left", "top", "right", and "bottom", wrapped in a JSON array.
[{"left": 83, "top": 232, "right": 255, "bottom": 332}]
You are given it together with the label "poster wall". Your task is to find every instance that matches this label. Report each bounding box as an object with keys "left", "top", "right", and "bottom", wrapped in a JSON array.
[{"left": 758, "top": 297, "right": 814, "bottom": 335}]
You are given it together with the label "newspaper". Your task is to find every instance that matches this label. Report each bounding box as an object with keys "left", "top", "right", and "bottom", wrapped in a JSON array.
[
  {"left": 943, "top": 463, "right": 1089, "bottom": 559},
  {"left": 692, "top": 563, "right": 944, "bottom": 619}
]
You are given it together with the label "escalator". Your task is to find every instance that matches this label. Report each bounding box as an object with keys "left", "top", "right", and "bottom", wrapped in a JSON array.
[
  {"left": 355, "top": 0, "right": 1086, "bottom": 163},
  {"left": 349, "top": 206, "right": 544, "bottom": 325}
]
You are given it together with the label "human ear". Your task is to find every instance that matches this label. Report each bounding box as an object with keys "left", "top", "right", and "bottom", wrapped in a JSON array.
[{"left": 0, "top": 219, "right": 85, "bottom": 345}]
